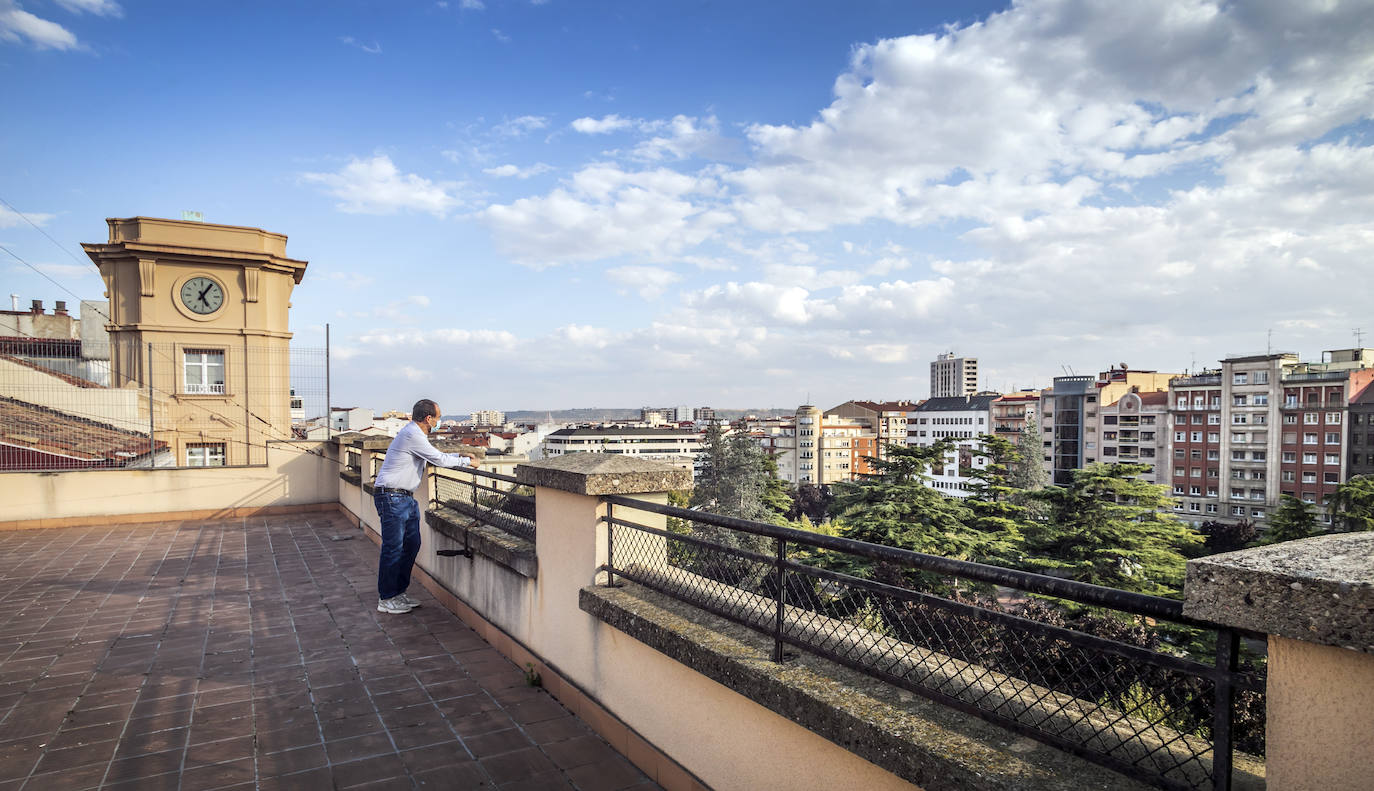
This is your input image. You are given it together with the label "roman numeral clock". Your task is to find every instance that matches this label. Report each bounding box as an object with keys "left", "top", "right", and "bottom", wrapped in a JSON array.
[{"left": 83, "top": 217, "right": 310, "bottom": 467}]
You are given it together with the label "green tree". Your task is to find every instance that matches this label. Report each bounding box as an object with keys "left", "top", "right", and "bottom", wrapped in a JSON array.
[
  {"left": 691, "top": 421, "right": 770, "bottom": 521},
  {"left": 962, "top": 433, "right": 1027, "bottom": 564},
  {"left": 828, "top": 441, "right": 1019, "bottom": 590},
  {"left": 1265, "top": 494, "right": 1319, "bottom": 543},
  {"left": 1022, "top": 463, "right": 1202, "bottom": 597},
  {"left": 1328, "top": 474, "right": 1374, "bottom": 533},
  {"left": 1009, "top": 416, "right": 1048, "bottom": 492}
]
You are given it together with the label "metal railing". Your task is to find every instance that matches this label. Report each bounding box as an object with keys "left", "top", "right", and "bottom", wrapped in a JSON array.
[
  {"left": 430, "top": 466, "right": 536, "bottom": 542},
  {"left": 601, "top": 496, "right": 1265, "bottom": 791}
]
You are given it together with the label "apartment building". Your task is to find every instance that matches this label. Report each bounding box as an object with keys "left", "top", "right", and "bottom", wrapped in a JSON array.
[
  {"left": 1042, "top": 367, "right": 1177, "bottom": 486},
  {"left": 471, "top": 409, "right": 506, "bottom": 427},
  {"left": 1352, "top": 379, "right": 1374, "bottom": 480},
  {"left": 930, "top": 353, "right": 978, "bottom": 398},
  {"left": 907, "top": 394, "right": 998, "bottom": 497},
  {"left": 765, "top": 405, "right": 877, "bottom": 486},
  {"left": 1166, "top": 350, "right": 1374, "bottom": 526},
  {"left": 990, "top": 391, "right": 1039, "bottom": 438},
  {"left": 1096, "top": 390, "right": 1169, "bottom": 484},
  {"left": 542, "top": 426, "right": 701, "bottom": 472},
  {"left": 829, "top": 399, "right": 915, "bottom": 460}
]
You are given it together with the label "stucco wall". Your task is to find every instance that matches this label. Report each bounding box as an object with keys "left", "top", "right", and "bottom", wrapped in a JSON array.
[
  {"left": 0, "top": 441, "right": 336, "bottom": 525},
  {"left": 347, "top": 473, "right": 916, "bottom": 791},
  {"left": 1266, "top": 636, "right": 1374, "bottom": 790},
  {"left": 0, "top": 356, "right": 143, "bottom": 433}
]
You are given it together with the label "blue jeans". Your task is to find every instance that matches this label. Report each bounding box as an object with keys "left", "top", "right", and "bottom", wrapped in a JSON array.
[{"left": 375, "top": 490, "right": 420, "bottom": 601}]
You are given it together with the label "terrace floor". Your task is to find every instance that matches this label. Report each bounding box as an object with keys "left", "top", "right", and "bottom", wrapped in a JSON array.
[{"left": 0, "top": 513, "right": 660, "bottom": 791}]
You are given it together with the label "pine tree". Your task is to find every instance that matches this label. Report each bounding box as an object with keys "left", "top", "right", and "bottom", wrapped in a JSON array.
[
  {"left": 829, "top": 441, "right": 1019, "bottom": 581},
  {"left": 1328, "top": 474, "right": 1374, "bottom": 533},
  {"left": 1010, "top": 416, "right": 1048, "bottom": 492},
  {"left": 1265, "top": 494, "right": 1319, "bottom": 543},
  {"left": 961, "top": 433, "right": 1027, "bottom": 564},
  {"left": 1022, "top": 463, "right": 1202, "bottom": 597}
]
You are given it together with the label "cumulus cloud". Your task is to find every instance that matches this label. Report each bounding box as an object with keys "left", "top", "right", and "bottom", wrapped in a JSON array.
[
  {"left": 571, "top": 115, "right": 634, "bottom": 134},
  {"left": 491, "top": 115, "right": 547, "bottom": 137},
  {"left": 300, "top": 155, "right": 465, "bottom": 217},
  {"left": 0, "top": 1, "right": 79, "bottom": 49},
  {"left": 605, "top": 265, "right": 682, "bottom": 300},
  {"left": 480, "top": 164, "right": 734, "bottom": 266},
  {"left": 54, "top": 0, "right": 120, "bottom": 16},
  {"left": 482, "top": 162, "right": 553, "bottom": 179}
]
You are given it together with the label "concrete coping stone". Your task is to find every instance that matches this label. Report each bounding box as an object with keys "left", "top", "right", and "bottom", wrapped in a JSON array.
[
  {"left": 1183, "top": 532, "right": 1374, "bottom": 653},
  {"left": 516, "top": 454, "right": 692, "bottom": 496},
  {"left": 580, "top": 582, "right": 1164, "bottom": 791},
  {"left": 426, "top": 506, "right": 537, "bottom": 578}
]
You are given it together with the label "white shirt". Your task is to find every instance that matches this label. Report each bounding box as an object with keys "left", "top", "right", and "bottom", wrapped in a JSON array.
[{"left": 373, "top": 421, "right": 472, "bottom": 492}]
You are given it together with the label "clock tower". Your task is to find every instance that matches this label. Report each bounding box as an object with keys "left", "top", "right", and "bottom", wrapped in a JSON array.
[{"left": 83, "top": 217, "right": 309, "bottom": 466}]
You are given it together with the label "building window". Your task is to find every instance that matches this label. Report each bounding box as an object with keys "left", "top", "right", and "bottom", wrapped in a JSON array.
[
  {"left": 1304, "top": 452, "right": 1318, "bottom": 463},
  {"left": 1191, "top": 431, "right": 1203, "bottom": 442},
  {"left": 1208, "top": 432, "right": 1220, "bottom": 442},
  {"left": 1282, "top": 451, "right": 1297, "bottom": 462},
  {"left": 1206, "top": 504, "right": 1218, "bottom": 513},
  {"left": 1304, "top": 413, "right": 1319, "bottom": 424},
  {"left": 1175, "top": 432, "right": 1186, "bottom": 442},
  {"left": 1233, "top": 395, "right": 1247, "bottom": 406},
  {"left": 1254, "top": 371, "right": 1269, "bottom": 384},
  {"left": 1325, "top": 472, "right": 1339, "bottom": 483},
  {"left": 1190, "top": 486, "right": 1202, "bottom": 495},
  {"left": 1326, "top": 432, "right": 1340, "bottom": 444},
  {"left": 1302, "top": 472, "right": 1317, "bottom": 483},
  {"left": 1232, "top": 414, "right": 1247, "bottom": 424},
  {"left": 1325, "top": 453, "right": 1339, "bottom": 465},
  {"left": 1327, "top": 412, "right": 1342, "bottom": 425},
  {"left": 184, "top": 349, "right": 226, "bottom": 394},
  {"left": 1253, "top": 394, "right": 1268, "bottom": 405},
  {"left": 1304, "top": 433, "right": 1318, "bottom": 444},
  {"left": 1284, "top": 414, "right": 1297, "bottom": 424},
  {"left": 1192, "top": 413, "right": 1205, "bottom": 425},
  {"left": 186, "top": 442, "right": 226, "bottom": 467},
  {"left": 1207, "top": 450, "right": 1220, "bottom": 460},
  {"left": 1233, "top": 373, "right": 1248, "bottom": 385},
  {"left": 1282, "top": 471, "right": 1296, "bottom": 482},
  {"left": 1252, "top": 451, "right": 1266, "bottom": 461}
]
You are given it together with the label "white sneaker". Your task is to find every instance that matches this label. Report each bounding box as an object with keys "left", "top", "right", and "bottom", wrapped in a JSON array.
[
  {"left": 377, "top": 596, "right": 413, "bottom": 614},
  {"left": 399, "top": 592, "right": 422, "bottom": 608}
]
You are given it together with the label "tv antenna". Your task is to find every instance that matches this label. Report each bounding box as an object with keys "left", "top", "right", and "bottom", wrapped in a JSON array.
[{"left": 1356, "top": 328, "right": 1366, "bottom": 347}]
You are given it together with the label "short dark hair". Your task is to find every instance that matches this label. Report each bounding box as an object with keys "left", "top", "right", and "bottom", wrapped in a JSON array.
[{"left": 412, "top": 399, "right": 440, "bottom": 422}]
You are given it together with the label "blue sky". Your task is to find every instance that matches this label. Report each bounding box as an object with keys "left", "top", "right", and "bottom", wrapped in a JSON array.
[{"left": 4, "top": 0, "right": 1373, "bottom": 414}]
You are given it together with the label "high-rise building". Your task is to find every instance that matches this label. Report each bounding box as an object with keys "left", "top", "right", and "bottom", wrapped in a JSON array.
[
  {"left": 1041, "top": 367, "right": 1177, "bottom": 486},
  {"left": 930, "top": 353, "right": 978, "bottom": 398},
  {"left": 471, "top": 409, "right": 505, "bottom": 427},
  {"left": 1166, "top": 349, "right": 1374, "bottom": 527}
]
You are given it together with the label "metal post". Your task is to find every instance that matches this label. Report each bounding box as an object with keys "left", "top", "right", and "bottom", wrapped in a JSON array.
[
  {"left": 324, "top": 324, "right": 332, "bottom": 441},
  {"left": 146, "top": 342, "right": 154, "bottom": 465},
  {"left": 1211, "top": 627, "right": 1239, "bottom": 790},
  {"left": 605, "top": 501, "right": 616, "bottom": 588},
  {"left": 242, "top": 338, "right": 250, "bottom": 465},
  {"left": 772, "top": 537, "right": 788, "bottom": 662}
]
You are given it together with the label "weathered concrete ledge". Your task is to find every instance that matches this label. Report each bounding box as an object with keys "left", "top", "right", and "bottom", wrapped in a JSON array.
[
  {"left": 581, "top": 582, "right": 1156, "bottom": 791},
  {"left": 516, "top": 454, "right": 691, "bottom": 496},
  {"left": 426, "top": 505, "right": 536, "bottom": 578},
  {"left": 1183, "top": 532, "right": 1374, "bottom": 653},
  {"left": 339, "top": 469, "right": 361, "bottom": 485}
]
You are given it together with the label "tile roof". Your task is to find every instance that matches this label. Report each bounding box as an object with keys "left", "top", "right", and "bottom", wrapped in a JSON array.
[{"left": 0, "top": 396, "right": 164, "bottom": 468}]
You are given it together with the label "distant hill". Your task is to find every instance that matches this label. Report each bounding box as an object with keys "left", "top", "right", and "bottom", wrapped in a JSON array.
[{"left": 495, "top": 407, "right": 792, "bottom": 423}]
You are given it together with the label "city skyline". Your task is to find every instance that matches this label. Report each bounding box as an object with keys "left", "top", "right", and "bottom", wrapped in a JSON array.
[{"left": 4, "top": 0, "right": 1372, "bottom": 414}]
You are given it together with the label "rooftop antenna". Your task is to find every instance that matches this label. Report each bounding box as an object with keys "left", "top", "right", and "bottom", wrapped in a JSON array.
[
  {"left": 1266, "top": 328, "right": 1273, "bottom": 355},
  {"left": 1356, "top": 328, "right": 1365, "bottom": 347}
]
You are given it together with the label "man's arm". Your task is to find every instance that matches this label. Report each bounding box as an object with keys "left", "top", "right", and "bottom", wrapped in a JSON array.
[{"left": 408, "top": 430, "right": 477, "bottom": 469}]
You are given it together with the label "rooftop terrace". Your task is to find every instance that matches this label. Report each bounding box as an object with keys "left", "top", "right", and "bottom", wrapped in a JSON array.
[{"left": 0, "top": 513, "right": 658, "bottom": 791}]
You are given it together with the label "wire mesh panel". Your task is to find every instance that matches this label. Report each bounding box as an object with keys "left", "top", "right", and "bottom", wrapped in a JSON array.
[
  {"left": 432, "top": 467, "right": 536, "bottom": 541},
  {"left": 603, "top": 497, "right": 1265, "bottom": 791},
  {"left": 0, "top": 335, "right": 327, "bottom": 470}
]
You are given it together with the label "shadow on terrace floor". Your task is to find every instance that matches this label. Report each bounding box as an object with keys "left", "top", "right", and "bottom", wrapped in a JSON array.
[{"left": 0, "top": 512, "right": 660, "bottom": 791}]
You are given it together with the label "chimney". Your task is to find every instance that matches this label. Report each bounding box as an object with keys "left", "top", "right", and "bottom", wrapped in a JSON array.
[
  {"left": 30, "top": 299, "right": 42, "bottom": 314},
  {"left": 54, "top": 301, "right": 68, "bottom": 316}
]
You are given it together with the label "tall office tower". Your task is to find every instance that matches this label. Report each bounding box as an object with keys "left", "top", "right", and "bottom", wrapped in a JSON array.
[{"left": 931, "top": 353, "right": 978, "bottom": 398}]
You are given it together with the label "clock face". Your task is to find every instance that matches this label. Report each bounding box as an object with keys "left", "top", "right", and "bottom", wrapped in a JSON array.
[{"left": 180, "top": 276, "right": 224, "bottom": 315}]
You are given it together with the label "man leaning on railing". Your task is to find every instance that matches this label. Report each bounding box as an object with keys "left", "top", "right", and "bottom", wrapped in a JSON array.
[{"left": 373, "top": 399, "right": 479, "bottom": 615}]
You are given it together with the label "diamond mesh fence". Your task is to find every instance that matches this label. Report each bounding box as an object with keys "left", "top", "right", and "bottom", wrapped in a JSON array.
[
  {"left": 605, "top": 502, "right": 1265, "bottom": 791},
  {"left": 431, "top": 467, "right": 536, "bottom": 541}
]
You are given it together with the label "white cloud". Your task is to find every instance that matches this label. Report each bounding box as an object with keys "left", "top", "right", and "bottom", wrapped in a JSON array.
[
  {"left": 480, "top": 164, "right": 734, "bottom": 266},
  {"left": 54, "top": 0, "right": 120, "bottom": 16},
  {"left": 491, "top": 28, "right": 510, "bottom": 43},
  {"left": 300, "top": 155, "right": 465, "bottom": 217},
  {"left": 340, "top": 36, "right": 381, "bottom": 54},
  {"left": 483, "top": 162, "right": 553, "bottom": 179},
  {"left": 0, "top": 205, "right": 55, "bottom": 228},
  {"left": 459, "top": 0, "right": 484, "bottom": 9},
  {"left": 0, "top": 1, "right": 79, "bottom": 50},
  {"left": 605, "top": 265, "right": 681, "bottom": 300},
  {"left": 571, "top": 115, "right": 634, "bottom": 134},
  {"left": 491, "top": 115, "right": 546, "bottom": 137},
  {"left": 398, "top": 366, "right": 430, "bottom": 382}
]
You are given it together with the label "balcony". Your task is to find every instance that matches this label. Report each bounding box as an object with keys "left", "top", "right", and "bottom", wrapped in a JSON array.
[{"left": 18, "top": 425, "right": 1374, "bottom": 790}]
